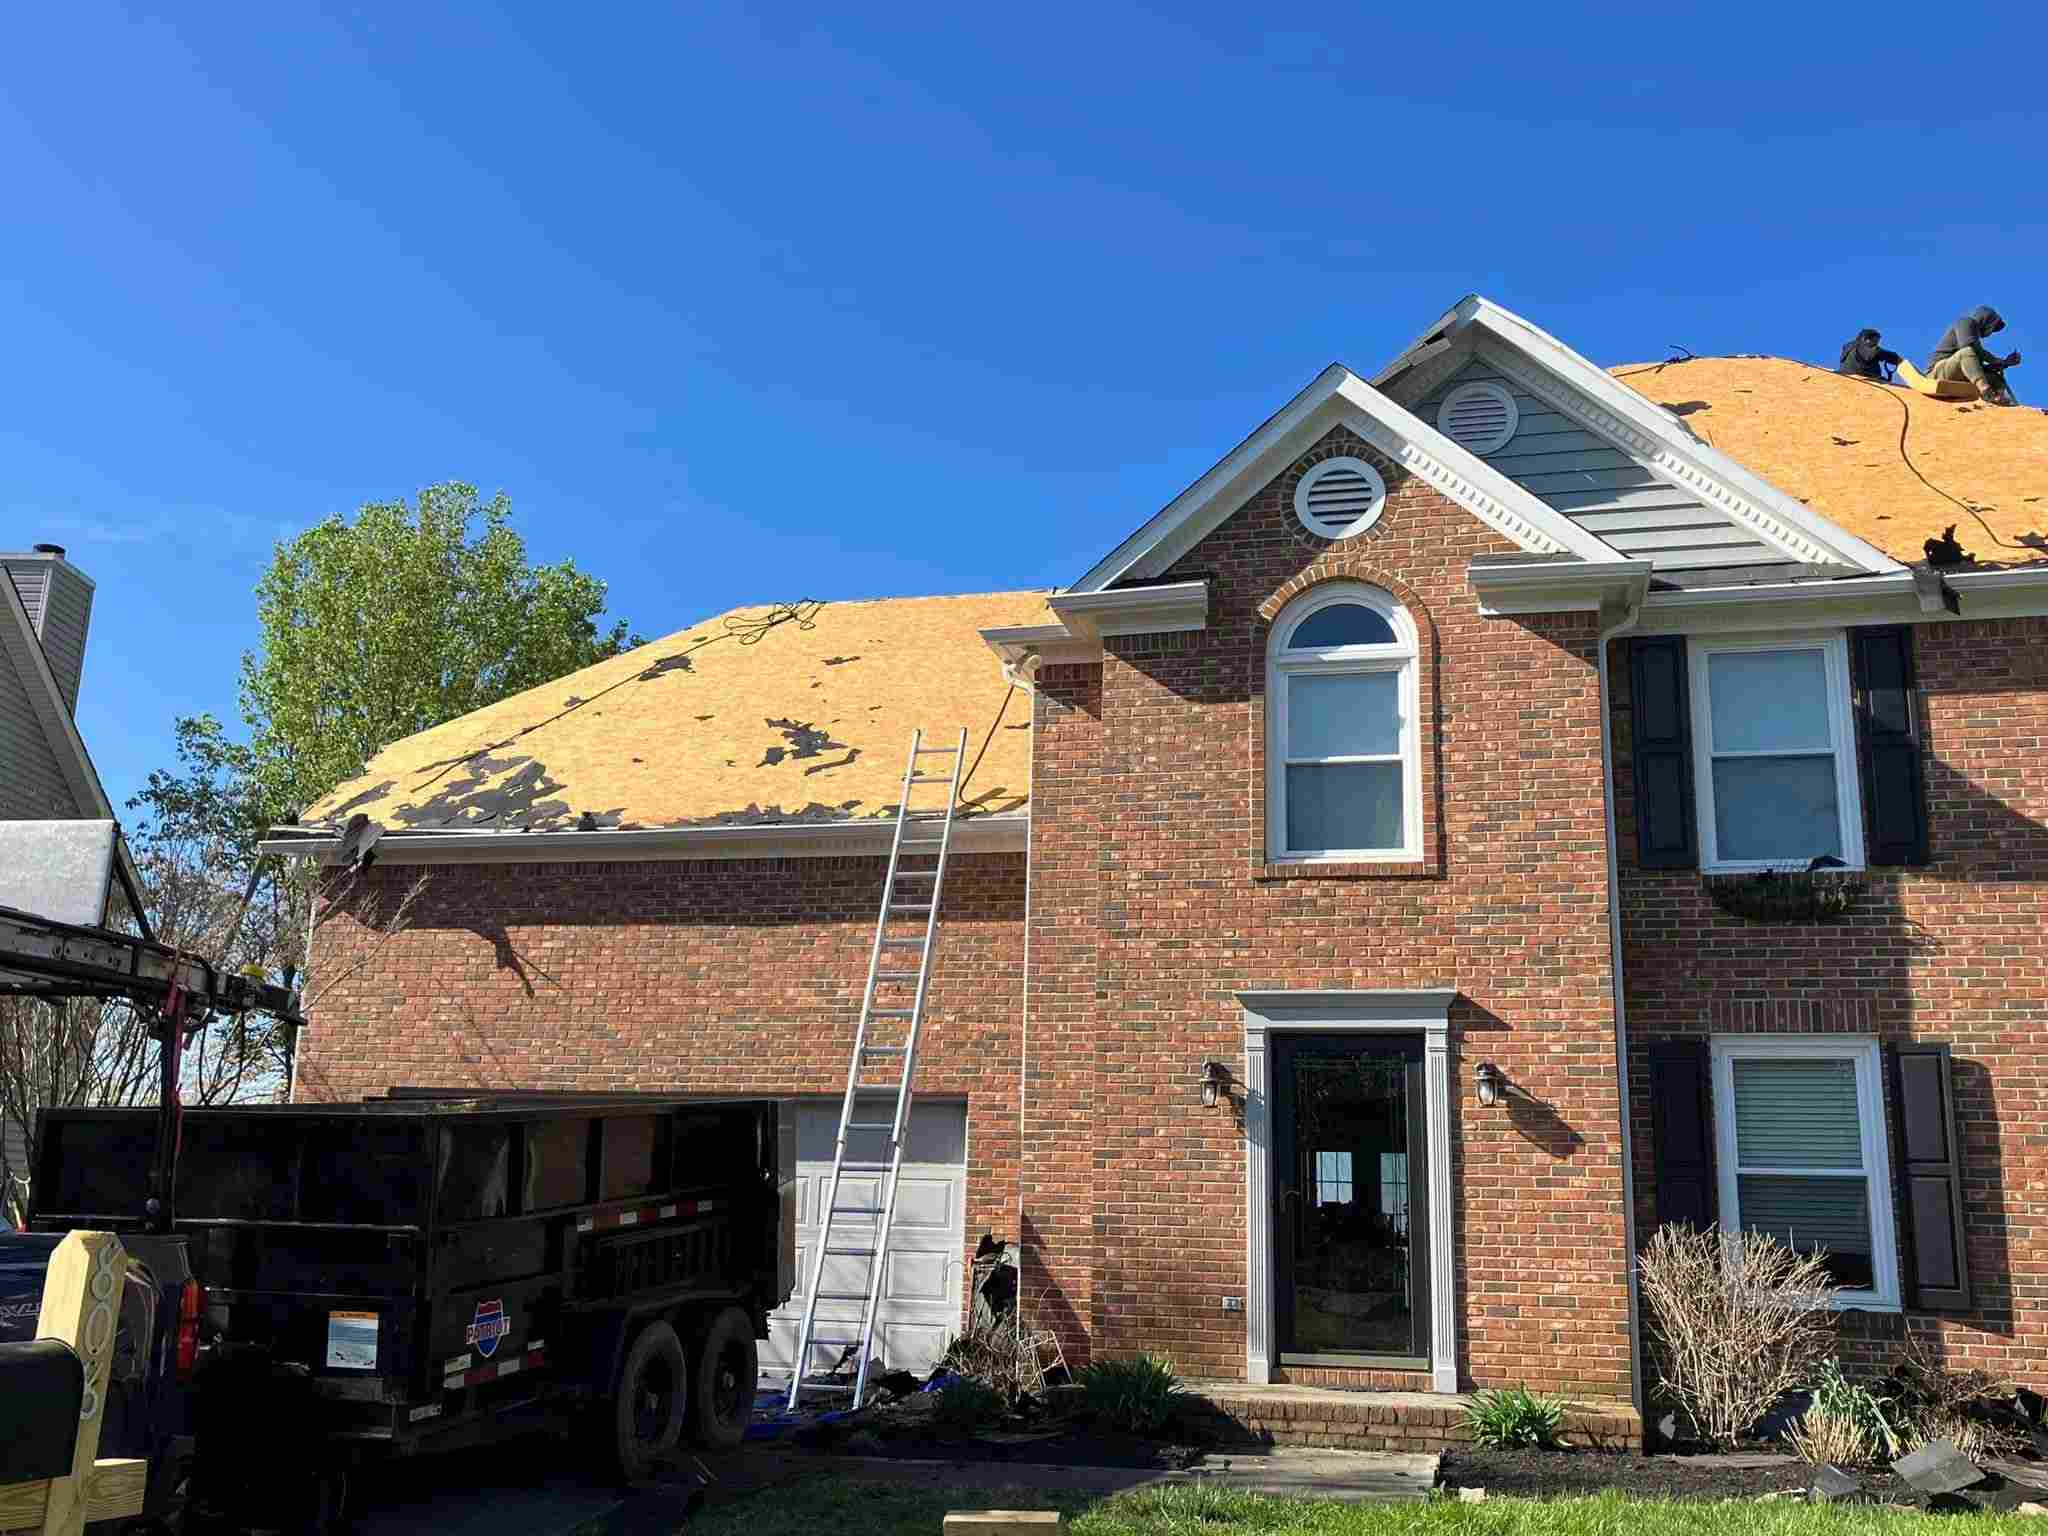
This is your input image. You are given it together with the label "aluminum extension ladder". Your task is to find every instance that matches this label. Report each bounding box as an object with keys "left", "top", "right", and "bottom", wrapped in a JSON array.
[{"left": 784, "top": 726, "right": 968, "bottom": 1410}]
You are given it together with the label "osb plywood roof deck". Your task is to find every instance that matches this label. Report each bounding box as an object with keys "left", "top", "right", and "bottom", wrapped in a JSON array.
[
  {"left": 306, "top": 590, "right": 1052, "bottom": 832},
  {"left": 1614, "top": 356, "right": 2048, "bottom": 566}
]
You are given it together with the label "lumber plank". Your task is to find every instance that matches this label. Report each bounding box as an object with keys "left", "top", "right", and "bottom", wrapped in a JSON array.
[
  {"left": 942, "top": 1515, "right": 1063, "bottom": 1533},
  {"left": 33, "top": 1232, "right": 126, "bottom": 1536},
  {"left": 0, "top": 1480, "right": 51, "bottom": 1533}
]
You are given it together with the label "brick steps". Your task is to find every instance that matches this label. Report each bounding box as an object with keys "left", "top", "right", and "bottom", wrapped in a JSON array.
[{"left": 1183, "top": 1382, "right": 1641, "bottom": 1453}]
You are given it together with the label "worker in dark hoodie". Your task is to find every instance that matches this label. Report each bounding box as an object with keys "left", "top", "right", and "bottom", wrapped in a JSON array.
[
  {"left": 1838, "top": 328, "right": 1903, "bottom": 380},
  {"left": 1927, "top": 305, "right": 2021, "bottom": 405}
]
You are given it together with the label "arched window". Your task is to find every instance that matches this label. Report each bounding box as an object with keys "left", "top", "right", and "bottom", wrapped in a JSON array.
[{"left": 1267, "top": 584, "right": 1420, "bottom": 861}]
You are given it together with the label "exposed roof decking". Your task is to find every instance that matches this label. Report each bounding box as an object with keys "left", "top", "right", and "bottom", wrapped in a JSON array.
[
  {"left": 303, "top": 589, "right": 1052, "bottom": 832},
  {"left": 1613, "top": 356, "right": 2048, "bottom": 567}
]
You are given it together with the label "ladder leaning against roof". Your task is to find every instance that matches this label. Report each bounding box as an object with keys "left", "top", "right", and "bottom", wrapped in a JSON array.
[{"left": 784, "top": 725, "right": 969, "bottom": 1411}]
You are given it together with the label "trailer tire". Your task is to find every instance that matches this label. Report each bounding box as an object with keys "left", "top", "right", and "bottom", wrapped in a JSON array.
[
  {"left": 611, "top": 1319, "right": 687, "bottom": 1481},
  {"left": 687, "top": 1306, "right": 758, "bottom": 1451}
]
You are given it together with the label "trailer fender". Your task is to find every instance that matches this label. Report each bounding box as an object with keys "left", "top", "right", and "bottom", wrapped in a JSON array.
[{"left": 577, "top": 1301, "right": 681, "bottom": 1399}]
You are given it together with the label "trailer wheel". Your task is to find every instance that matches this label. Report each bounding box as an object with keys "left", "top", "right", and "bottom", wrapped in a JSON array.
[
  {"left": 611, "top": 1319, "right": 688, "bottom": 1480},
  {"left": 687, "top": 1306, "right": 759, "bottom": 1451}
]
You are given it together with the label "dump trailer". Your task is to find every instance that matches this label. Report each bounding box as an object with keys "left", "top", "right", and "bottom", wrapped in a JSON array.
[{"left": 26, "top": 1094, "right": 796, "bottom": 1523}]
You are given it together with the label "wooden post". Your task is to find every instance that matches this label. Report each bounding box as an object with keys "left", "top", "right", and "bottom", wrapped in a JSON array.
[{"left": 32, "top": 1231, "right": 126, "bottom": 1536}]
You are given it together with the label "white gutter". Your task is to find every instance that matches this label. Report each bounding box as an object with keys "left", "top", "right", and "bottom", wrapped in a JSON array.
[
  {"left": 260, "top": 812, "right": 1031, "bottom": 866},
  {"left": 1597, "top": 596, "right": 1646, "bottom": 1420}
]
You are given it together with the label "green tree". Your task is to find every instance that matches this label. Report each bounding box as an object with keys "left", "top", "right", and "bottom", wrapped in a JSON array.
[{"left": 237, "top": 482, "right": 639, "bottom": 822}]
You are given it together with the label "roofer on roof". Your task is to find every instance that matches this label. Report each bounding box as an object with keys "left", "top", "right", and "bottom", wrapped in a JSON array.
[
  {"left": 1927, "top": 305, "right": 2021, "bottom": 405},
  {"left": 1838, "top": 328, "right": 1903, "bottom": 380}
]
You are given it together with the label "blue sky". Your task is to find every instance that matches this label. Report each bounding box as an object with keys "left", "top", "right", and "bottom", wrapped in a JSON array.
[{"left": 4, "top": 4, "right": 2042, "bottom": 814}]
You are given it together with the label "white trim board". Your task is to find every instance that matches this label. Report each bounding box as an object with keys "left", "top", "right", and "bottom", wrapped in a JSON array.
[
  {"left": 1069, "top": 368, "right": 1622, "bottom": 594},
  {"left": 1238, "top": 988, "right": 1458, "bottom": 1392}
]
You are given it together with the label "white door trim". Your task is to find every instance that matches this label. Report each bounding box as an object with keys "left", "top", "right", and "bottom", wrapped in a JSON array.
[{"left": 1239, "top": 988, "right": 1458, "bottom": 1392}]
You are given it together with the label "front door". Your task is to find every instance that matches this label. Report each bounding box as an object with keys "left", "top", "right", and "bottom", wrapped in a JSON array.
[{"left": 1271, "top": 1034, "right": 1429, "bottom": 1366}]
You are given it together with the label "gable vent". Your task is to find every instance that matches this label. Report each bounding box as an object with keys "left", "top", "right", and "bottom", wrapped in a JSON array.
[
  {"left": 1293, "top": 457, "right": 1387, "bottom": 540},
  {"left": 1436, "top": 381, "right": 1519, "bottom": 456}
]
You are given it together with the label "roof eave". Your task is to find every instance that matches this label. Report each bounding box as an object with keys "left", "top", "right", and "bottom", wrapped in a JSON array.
[{"left": 259, "top": 810, "right": 1032, "bottom": 866}]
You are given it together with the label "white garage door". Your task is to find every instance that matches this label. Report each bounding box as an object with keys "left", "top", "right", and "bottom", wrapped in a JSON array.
[{"left": 762, "top": 1098, "right": 967, "bottom": 1382}]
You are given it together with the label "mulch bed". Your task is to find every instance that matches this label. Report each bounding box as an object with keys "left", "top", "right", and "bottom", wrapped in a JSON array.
[
  {"left": 1440, "top": 1445, "right": 2048, "bottom": 1510},
  {"left": 789, "top": 1391, "right": 1205, "bottom": 1470}
]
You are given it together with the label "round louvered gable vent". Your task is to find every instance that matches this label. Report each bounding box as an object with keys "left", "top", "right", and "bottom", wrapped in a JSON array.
[
  {"left": 1436, "top": 381, "right": 1519, "bottom": 455},
  {"left": 1293, "top": 457, "right": 1387, "bottom": 539}
]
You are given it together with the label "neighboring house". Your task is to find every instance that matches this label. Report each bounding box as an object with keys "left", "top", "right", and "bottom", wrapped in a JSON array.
[
  {"left": 268, "top": 297, "right": 2048, "bottom": 1433},
  {"left": 1, "top": 542, "right": 145, "bottom": 1222}
]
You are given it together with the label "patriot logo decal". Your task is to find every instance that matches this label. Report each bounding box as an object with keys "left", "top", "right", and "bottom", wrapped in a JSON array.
[{"left": 465, "top": 1298, "right": 510, "bottom": 1358}]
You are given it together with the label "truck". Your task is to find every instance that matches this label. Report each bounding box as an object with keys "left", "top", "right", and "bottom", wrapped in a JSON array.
[{"left": 8, "top": 1092, "right": 796, "bottom": 1529}]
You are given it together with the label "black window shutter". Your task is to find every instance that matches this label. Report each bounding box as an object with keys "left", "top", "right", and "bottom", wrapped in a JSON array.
[
  {"left": 1892, "top": 1044, "right": 1973, "bottom": 1310},
  {"left": 1852, "top": 625, "right": 1930, "bottom": 866},
  {"left": 1648, "top": 1040, "right": 1714, "bottom": 1231},
  {"left": 1628, "top": 636, "right": 1698, "bottom": 868}
]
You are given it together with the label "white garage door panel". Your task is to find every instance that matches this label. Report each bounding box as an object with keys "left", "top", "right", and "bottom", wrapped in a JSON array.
[{"left": 763, "top": 1100, "right": 966, "bottom": 1382}]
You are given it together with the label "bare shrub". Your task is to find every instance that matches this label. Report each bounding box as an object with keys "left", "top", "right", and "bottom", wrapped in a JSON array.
[
  {"left": 1892, "top": 1331, "right": 2028, "bottom": 1457},
  {"left": 1786, "top": 1404, "right": 1881, "bottom": 1467},
  {"left": 938, "top": 1309, "right": 1046, "bottom": 1404},
  {"left": 1636, "top": 1222, "right": 1840, "bottom": 1448}
]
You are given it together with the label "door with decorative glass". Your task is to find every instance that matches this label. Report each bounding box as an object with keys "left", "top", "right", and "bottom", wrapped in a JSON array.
[{"left": 1271, "top": 1034, "right": 1429, "bottom": 1365}]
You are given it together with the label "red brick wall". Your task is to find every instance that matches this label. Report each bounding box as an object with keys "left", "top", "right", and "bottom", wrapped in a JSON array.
[
  {"left": 1615, "top": 616, "right": 2048, "bottom": 1387},
  {"left": 298, "top": 851, "right": 1027, "bottom": 1299},
  {"left": 1027, "top": 424, "right": 1633, "bottom": 1395}
]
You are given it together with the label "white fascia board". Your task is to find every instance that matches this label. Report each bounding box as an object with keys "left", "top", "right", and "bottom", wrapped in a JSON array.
[
  {"left": 1456, "top": 301, "right": 1902, "bottom": 575},
  {"left": 1071, "top": 367, "right": 1621, "bottom": 594},
  {"left": 258, "top": 811, "right": 1032, "bottom": 867},
  {"left": 1468, "top": 558, "right": 1653, "bottom": 617},
  {"left": 1635, "top": 565, "right": 2048, "bottom": 635},
  {"left": 1046, "top": 580, "right": 1208, "bottom": 640},
  {"left": 980, "top": 622, "right": 1093, "bottom": 667}
]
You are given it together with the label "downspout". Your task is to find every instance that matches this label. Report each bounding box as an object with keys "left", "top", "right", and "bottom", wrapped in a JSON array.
[
  {"left": 1597, "top": 599, "right": 1646, "bottom": 1421},
  {"left": 1002, "top": 655, "right": 1041, "bottom": 1330}
]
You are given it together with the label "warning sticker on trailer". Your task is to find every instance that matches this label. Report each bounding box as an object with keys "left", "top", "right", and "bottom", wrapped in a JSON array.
[{"left": 326, "top": 1311, "right": 379, "bottom": 1370}]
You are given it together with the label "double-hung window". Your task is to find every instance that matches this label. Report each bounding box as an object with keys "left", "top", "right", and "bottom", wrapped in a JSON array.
[
  {"left": 1690, "top": 633, "right": 1863, "bottom": 870},
  {"left": 1267, "top": 584, "right": 1420, "bottom": 861},
  {"left": 1711, "top": 1037, "right": 1900, "bottom": 1309}
]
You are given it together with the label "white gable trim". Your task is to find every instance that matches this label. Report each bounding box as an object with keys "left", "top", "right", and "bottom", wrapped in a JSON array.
[
  {"left": 1393, "top": 299, "right": 1901, "bottom": 575},
  {"left": 1071, "top": 367, "right": 1620, "bottom": 593}
]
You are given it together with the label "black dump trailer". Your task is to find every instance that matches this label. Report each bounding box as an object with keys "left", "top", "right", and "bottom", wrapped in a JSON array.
[{"left": 28, "top": 1094, "right": 795, "bottom": 1517}]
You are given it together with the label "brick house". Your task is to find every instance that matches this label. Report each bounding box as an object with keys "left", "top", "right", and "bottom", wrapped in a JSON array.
[{"left": 269, "top": 297, "right": 2048, "bottom": 1436}]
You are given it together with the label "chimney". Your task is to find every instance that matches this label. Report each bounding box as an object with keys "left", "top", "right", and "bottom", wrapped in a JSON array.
[{"left": 2, "top": 544, "right": 95, "bottom": 714}]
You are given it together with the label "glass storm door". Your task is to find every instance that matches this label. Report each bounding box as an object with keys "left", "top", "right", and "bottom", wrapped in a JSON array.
[{"left": 1271, "top": 1034, "right": 1429, "bottom": 1365}]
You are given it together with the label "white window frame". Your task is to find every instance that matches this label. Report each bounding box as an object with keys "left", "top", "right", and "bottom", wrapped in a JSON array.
[
  {"left": 1688, "top": 630, "right": 1864, "bottom": 873},
  {"left": 1711, "top": 1035, "right": 1900, "bottom": 1312},
  {"left": 1266, "top": 583, "right": 1421, "bottom": 863}
]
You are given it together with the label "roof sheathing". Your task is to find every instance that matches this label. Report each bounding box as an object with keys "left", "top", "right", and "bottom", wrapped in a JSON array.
[
  {"left": 304, "top": 590, "right": 1053, "bottom": 833},
  {"left": 1614, "top": 357, "right": 2048, "bottom": 568}
]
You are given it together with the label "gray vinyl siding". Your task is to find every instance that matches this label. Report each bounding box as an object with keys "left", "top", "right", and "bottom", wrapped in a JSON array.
[
  {"left": 36, "top": 567, "right": 91, "bottom": 714},
  {"left": 2, "top": 561, "right": 49, "bottom": 633},
  {"left": 1419, "top": 361, "right": 1790, "bottom": 571},
  {"left": 0, "top": 641, "right": 83, "bottom": 819}
]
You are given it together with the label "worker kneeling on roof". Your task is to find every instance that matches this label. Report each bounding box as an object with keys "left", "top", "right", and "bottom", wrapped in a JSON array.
[
  {"left": 1928, "top": 305, "right": 2021, "bottom": 405},
  {"left": 1838, "top": 328, "right": 1903, "bottom": 380}
]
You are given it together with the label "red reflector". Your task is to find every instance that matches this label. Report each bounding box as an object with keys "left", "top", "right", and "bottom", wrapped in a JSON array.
[{"left": 176, "top": 1278, "right": 205, "bottom": 1380}]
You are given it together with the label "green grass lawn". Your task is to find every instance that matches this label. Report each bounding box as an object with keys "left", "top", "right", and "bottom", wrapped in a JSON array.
[{"left": 687, "top": 1478, "right": 2044, "bottom": 1536}]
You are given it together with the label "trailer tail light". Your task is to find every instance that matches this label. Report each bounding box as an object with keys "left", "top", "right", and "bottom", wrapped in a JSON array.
[{"left": 176, "top": 1278, "right": 205, "bottom": 1380}]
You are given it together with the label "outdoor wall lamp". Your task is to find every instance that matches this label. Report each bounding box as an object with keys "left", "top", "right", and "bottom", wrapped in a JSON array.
[
  {"left": 1201, "top": 1060, "right": 1232, "bottom": 1107},
  {"left": 1474, "top": 1062, "right": 1509, "bottom": 1108}
]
